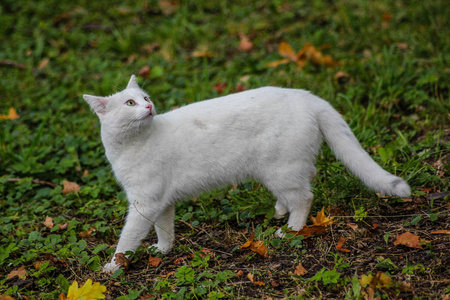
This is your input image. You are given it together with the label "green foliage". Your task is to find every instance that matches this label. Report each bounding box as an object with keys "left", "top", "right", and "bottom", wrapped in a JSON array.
[{"left": 0, "top": 0, "right": 448, "bottom": 298}]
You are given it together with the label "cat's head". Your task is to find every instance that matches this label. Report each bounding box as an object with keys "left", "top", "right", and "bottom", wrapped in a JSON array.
[{"left": 83, "top": 75, "right": 156, "bottom": 132}]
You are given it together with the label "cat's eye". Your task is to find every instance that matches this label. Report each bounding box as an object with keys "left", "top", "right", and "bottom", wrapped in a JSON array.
[
  {"left": 144, "top": 96, "right": 150, "bottom": 102},
  {"left": 125, "top": 100, "right": 136, "bottom": 106}
]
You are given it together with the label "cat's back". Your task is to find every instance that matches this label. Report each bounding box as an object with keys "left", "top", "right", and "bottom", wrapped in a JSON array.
[{"left": 160, "top": 86, "right": 320, "bottom": 120}]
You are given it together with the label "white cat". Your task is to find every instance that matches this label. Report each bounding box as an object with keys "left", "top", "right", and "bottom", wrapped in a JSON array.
[{"left": 84, "top": 75, "right": 410, "bottom": 273}]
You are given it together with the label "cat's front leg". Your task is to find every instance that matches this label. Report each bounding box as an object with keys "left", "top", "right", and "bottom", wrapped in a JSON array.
[
  {"left": 150, "top": 204, "right": 175, "bottom": 254},
  {"left": 103, "top": 204, "right": 155, "bottom": 273}
]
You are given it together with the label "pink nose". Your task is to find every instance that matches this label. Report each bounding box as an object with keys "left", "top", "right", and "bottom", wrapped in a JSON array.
[{"left": 146, "top": 104, "right": 152, "bottom": 110}]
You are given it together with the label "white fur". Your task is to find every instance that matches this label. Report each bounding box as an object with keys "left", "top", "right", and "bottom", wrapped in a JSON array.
[{"left": 84, "top": 75, "right": 410, "bottom": 273}]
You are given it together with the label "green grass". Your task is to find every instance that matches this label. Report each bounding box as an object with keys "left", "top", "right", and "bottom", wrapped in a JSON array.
[{"left": 1, "top": 0, "right": 449, "bottom": 299}]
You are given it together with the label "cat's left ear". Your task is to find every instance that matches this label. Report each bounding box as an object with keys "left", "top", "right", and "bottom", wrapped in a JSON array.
[
  {"left": 83, "top": 94, "right": 108, "bottom": 115},
  {"left": 126, "top": 75, "right": 140, "bottom": 89}
]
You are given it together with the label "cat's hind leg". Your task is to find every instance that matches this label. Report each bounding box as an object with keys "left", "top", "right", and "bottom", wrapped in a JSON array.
[
  {"left": 274, "top": 201, "right": 288, "bottom": 219},
  {"left": 150, "top": 204, "right": 175, "bottom": 254}
]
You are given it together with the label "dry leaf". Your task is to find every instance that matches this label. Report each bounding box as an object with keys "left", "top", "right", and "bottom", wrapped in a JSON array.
[
  {"left": 7, "top": 266, "right": 27, "bottom": 280},
  {"left": 159, "top": 271, "right": 175, "bottom": 278},
  {"left": 34, "top": 261, "right": 46, "bottom": 269},
  {"left": 431, "top": 230, "right": 450, "bottom": 235},
  {"left": 43, "top": 216, "right": 54, "bottom": 229},
  {"left": 148, "top": 256, "right": 162, "bottom": 267},
  {"left": 38, "top": 58, "right": 50, "bottom": 69},
  {"left": 236, "top": 270, "right": 244, "bottom": 278},
  {"left": 278, "top": 41, "right": 298, "bottom": 61},
  {"left": 0, "top": 295, "right": 16, "bottom": 300},
  {"left": 290, "top": 207, "right": 334, "bottom": 238},
  {"left": 158, "top": 0, "right": 179, "bottom": 15},
  {"left": 247, "top": 273, "right": 265, "bottom": 286},
  {"left": 138, "top": 66, "right": 150, "bottom": 79},
  {"left": 62, "top": 180, "right": 80, "bottom": 195},
  {"left": 394, "top": 232, "right": 429, "bottom": 249},
  {"left": 239, "top": 234, "right": 269, "bottom": 257},
  {"left": 192, "top": 45, "right": 218, "bottom": 58},
  {"left": 79, "top": 227, "right": 96, "bottom": 238},
  {"left": 58, "top": 223, "right": 69, "bottom": 230},
  {"left": 201, "top": 248, "right": 216, "bottom": 258},
  {"left": 336, "top": 236, "right": 351, "bottom": 253},
  {"left": 0, "top": 108, "right": 20, "bottom": 120},
  {"left": 294, "top": 263, "right": 308, "bottom": 276},
  {"left": 113, "top": 253, "right": 130, "bottom": 270},
  {"left": 239, "top": 33, "right": 253, "bottom": 51},
  {"left": 347, "top": 223, "right": 358, "bottom": 231}
]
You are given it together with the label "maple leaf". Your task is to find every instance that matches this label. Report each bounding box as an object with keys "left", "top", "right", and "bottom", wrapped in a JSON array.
[
  {"left": 239, "top": 234, "right": 268, "bottom": 257},
  {"left": 289, "top": 207, "right": 334, "bottom": 238},
  {"left": 336, "top": 236, "right": 351, "bottom": 253},
  {"left": 62, "top": 180, "right": 81, "bottom": 195},
  {"left": 0, "top": 108, "right": 20, "bottom": 120},
  {"left": 393, "top": 232, "right": 429, "bottom": 249},
  {"left": 59, "top": 279, "right": 107, "bottom": 300}
]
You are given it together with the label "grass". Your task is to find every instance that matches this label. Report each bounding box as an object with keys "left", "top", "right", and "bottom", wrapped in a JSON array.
[{"left": 0, "top": 0, "right": 449, "bottom": 299}]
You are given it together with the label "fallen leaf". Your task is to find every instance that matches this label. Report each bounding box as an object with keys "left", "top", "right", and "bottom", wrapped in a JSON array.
[
  {"left": 336, "top": 236, "right": 351, "bottom": 253},
  {"left": 201, "top": 248, "right": 216, "bottom": 258},
  {"left": 58, "top": 223, "right": 69, "bottom": 230},
  {"left": 113, "top": 253, "right": 130, "bottom": 270},
  {"left": 34, "top": 261, "right": 46, "bottom": 269},
  {"left": 236, "top": 270, "right": 244, "bottom": 278},
  {"left": 62, "top": 180, "right": 80, "bottom": 195},
  {"left": 7, "top": 266, "right": 27, "bottom": 280},
  {"left": 0, "top": 295, "right": 16, "bottom": 300},
  {"left": 0, "top": 108, "right": 20, "bottom": 120},
  {"left": 159, "top": 271, "right": 175, "bottom": 278},
  {"left": 294, "top": 263, "right": 308, "bottom": 276},
  {"left": 431, "top": 230, "right": 450, "bottom": 235},
  {"left": 359, "top": 272, "right": 394, "bottom": 289},
  {"left": 239, "top": 234, "right": 269, "bottom": 257},
  {"left": 192, "top": 45, "right": 218, "bottom": 58},
  {"left": 79, "top": 227, "right": 96, "bottom": 238},
  {"left": 148, "top": 256, "right": 162, "bottom": 267},
  {"left": 278, "top": 41, "right": 298, "bottom": 62},
  {"left": 174, "top": 256, "right": 186, "bottom": 266},
  {"left": 290, "top": 207, "right": 334, "bottom": 238},
  {"left": 394, "top": 232, "right": 429, "bottom": 249},
  {"left": 247, "top": 273, "right": 265, "bottom": 286},
  {"left": 214, "top": 82, "right": 227, "bottom": 94},
  {"left": 138, "top": 66, "right": 150, "bottom": 79},
  {"left": 60, "top": 279, "right": 107, "bottom": 300},
  {"left": 238, "top": 33, "right": 253, "bottom": 51},
  {"left": 38, "top": 58, "right": 50, "bottom": 69},
  {"left": 43, "top": 216, "right": 54, "bottom": 229},
  {"left": 158, "top": 0, "right": 179, "bottom": 15},
  {"left": 347, "top": 223, "right": 358, "bottom": 231}
]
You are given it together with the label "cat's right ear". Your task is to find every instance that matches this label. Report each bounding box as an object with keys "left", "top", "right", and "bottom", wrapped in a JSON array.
[
  {"left": 126, "top": 75, "right": 140, "bottom": 89},
  {"left": 83, "top": 94, "right": 108, "bottom": 115}
]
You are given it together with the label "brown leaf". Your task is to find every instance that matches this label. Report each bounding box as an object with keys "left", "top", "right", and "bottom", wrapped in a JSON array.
[
  {"left": 192, "top": 45, "right": 218, "bottom": 58},
  {"left": 138, "top": 66, "right": 150, "bottom": 79},
  {"left": 62, "top": 180, "right": 80, "bottom": 195},
  {"left": 336, "top": 236, "right": 351, "bottom": 253},
  {"left": 214, "top": 82, "right": 227, "bottom": 94},
  {"left": 158, "top": 0, "right": 179, "bottom": 15},
  {"left": 58, "top": 223, "right": 69, "bottom": 231},
  {"left": 294, "top": 263, "right": 308, "bottom": 276},
  {"left": 79, "top": 227, "right": 96, "bottom": 238},
  {"left": 38, "top": 58, "right": 50, "bottom": 70},
  {"left": 239, "top": 234, "right": 268, "bottom": 257},
  {"left": 347, "top": 223, "right": 358, "bottom": 231},
  {"left": 394, "top": 232, "right": 429, "bottom": 249},
  {"left": 236, "top": 270, "right": 244, "bottom": 278},
  {"left": 43, "top": 216, "right": 54, "bottom": 229},
  {"left": 7, "top": 266, "right": 27, "bottom": 280},
  {"left": 114, "top": 253, "right": 130, "bottom": 269},
  {"left": 278, "top": 41, "right": 298, "bottom": 62},
  {"left": 238, "top": 33, "right": 253, "bottom": 51},
  {"left": 201, "top": 248, "right": 216, "bottom": 258},
  {"left": 431, "top": 230, "right": 450, "bottom": 235},
  {"left": 34, "top": 261, "right": 46, "bottom": 269},
  {"left": 247, "top": 273, "right": 265, "bottom": 286},
  {"left": 159, "top": 271, "right": 175, "bottom": 278},
  {"left": 148, "top": 256, "right": 162, "bottom": 267},
  {"left": 289, "top": 207, "right": 334, "bottom": 238},
  {"left": 266, "top": 59, "right": 290, "bottom": 68},
  {"left": 0, "top": 108, "right": 20, "bottom": 120},
  {"left": 0, "top": 295, "right": 17, "bottom": 300}
]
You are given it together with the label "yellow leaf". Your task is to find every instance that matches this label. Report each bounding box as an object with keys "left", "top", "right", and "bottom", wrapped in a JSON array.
[
  {"left": 66, "top": 279, "right": 106, "bottom": 300},
  {"left": 266, "top": 59, "right": 290, "bottom": 68},
  {"left": 239, "top": 234, "right": 268, "bottom": 257},
  {"left": 278, "top": 41, "right": 297, "bottom": 61},
  {"left": 359, "top": 274, "right": 373, "bottom": 287},
  {"left": 0, "top": 108, "right": 20, "bottom": 120},
  {"left": 62, "top": 180, "right": 81, "bottom": 195}
]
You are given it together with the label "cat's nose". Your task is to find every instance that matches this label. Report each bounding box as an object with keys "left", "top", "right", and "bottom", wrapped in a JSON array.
[{"left": 146, "top": 104, "right": 152, "bottom": 110}]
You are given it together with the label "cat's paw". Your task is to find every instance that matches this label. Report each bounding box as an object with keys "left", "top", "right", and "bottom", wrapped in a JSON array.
[
  {"left": 274, "top": 228, "right": 286, "bottom": 238},
  {"left": 149, "top": 243, "right": 172, "bottom": 255},
  {"left": 102, "top": 253, "right": 130, "bottom": 273}
]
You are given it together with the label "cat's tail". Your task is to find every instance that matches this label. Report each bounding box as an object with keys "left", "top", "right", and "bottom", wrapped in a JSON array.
[{"left": 317, "top": 101, "right": 411, "bottom": 197}]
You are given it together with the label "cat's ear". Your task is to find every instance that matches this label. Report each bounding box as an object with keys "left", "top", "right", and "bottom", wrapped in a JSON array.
[
  {"left": 83, "top": 94, "right": 108, "bottom": 115},
  {"left": 126, "top": 75, "right": 140, "bottom": 89}
]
